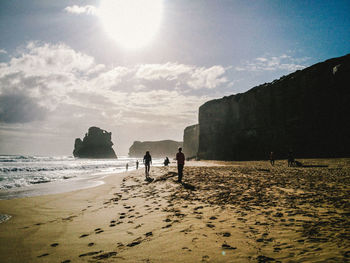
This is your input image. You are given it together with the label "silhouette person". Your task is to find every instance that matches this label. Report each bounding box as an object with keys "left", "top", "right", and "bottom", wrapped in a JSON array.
[
  {"left": 164, "top": 157, "right": 170, "bottom": 166},
  {"left": 143, "top": 151, "right": 152, "bottom": 179},
  {"left": 126, "top": 163, "right": 128, "bottom": 171},
  {"left": 288, "top": 151, "right": 294, "bottom": 167},
  {"left": 136, "top": 160, "right": 139, "bottom": 169},
  {"left": 269, "top": 152, "right": 275, "bottom": 166},
  {"left": 176, "top": 147, "right": 185, "bottom": 183}
]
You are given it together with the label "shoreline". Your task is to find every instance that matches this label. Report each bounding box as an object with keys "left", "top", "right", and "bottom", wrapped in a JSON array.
[{"left": 0, "top": 159, "right": 349, "bottom": 262}]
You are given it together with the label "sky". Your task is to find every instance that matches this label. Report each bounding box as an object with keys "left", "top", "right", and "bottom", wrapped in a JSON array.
[{"left": 0, "top": 0, "right": 349, "bottom": 156}]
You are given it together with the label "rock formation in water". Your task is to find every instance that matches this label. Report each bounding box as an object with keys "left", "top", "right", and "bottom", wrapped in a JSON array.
[
  {"left": 73, "top": 127, "right": 117, "bottom": 158},
  {"left": 183, "top": 124, "right": 199, "bottom": 159},
  {"left": 128, "top": 140, "right": 183, "bottom": 158},
  {"left": 197, "top": 54, "right": 350, "bottom": 160}
]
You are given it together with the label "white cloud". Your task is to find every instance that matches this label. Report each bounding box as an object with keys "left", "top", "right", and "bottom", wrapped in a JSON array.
[
  {"left": 0, "top": 42, "right": 226, "bottom": 126},
  {"left": 64, "top": 5, "right": 97, "bottom": 15},
  {"left": 235, "top": 54, "right": 307, "bottom": 72},
  {"left": 0, "top": 41, "right": 231, "bottom": 154},
  {"left": 0, "top": 49, "right": 7, "bottom": 54},
  {"left": 187, "top": 66, "right": 227, "bottom": 89},
  {"left": 136, "top": 62, "right": 193, "bottom": 81}
]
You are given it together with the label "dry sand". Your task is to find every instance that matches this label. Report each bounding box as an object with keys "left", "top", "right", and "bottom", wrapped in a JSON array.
[{"left": 0, "top": 159, "right": 349, "bottom": 262}]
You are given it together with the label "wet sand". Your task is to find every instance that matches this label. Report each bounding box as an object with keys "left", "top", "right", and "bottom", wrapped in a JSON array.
[{"left": 0, "top": 159, "right": 349, "bottom": 262}]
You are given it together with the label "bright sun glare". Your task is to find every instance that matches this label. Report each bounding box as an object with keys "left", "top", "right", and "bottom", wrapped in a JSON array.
[{"left": 99, "top": 0, "right": 163, "bottom": 49}]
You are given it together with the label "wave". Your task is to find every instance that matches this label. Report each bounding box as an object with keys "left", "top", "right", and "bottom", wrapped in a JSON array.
[{"left": 0, "top": 155, "right": 163, "bottom": 190}]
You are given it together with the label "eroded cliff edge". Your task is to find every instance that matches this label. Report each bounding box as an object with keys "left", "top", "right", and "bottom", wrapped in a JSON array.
[
  {"left": 198, "top": 54, "right": 350, "bottom": 160},
  {"left": 183, "top": 124, "right": 199, "bottom": 159}
]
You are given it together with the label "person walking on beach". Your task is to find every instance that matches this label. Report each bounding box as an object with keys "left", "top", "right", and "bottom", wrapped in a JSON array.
[
  {"left": 176, "top": 147, "right": 185, "bottom": 183},
  {"left": 287, "top": 151, "right": 294, "bottom": 167},
  {"left": 269, "top": 152, "right": 275, "bottom": 166},
  {"left": 143, "top": 151, "right": 152, "bottom": 179},
  {"left": 126, "top": 163, "right": 129, "bottom": 171},
  {"left": 136, "top": 160, "right": 139, "bottom": 169}
]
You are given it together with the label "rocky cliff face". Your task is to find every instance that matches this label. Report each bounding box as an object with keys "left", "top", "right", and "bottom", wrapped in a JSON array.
[
  {"left": 183, "top": 124, "right": 199, "bottom": 159},
  {"left": 198, "top": 54, "right": 350, "bottom": 160},
  {"left": 73, "top": 127, "right": 117, "bottom": 158},
  {"left": 128, "top": 140, "right": 183, "bottom": 158}
]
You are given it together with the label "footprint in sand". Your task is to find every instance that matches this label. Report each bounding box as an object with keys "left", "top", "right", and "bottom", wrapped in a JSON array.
[
  {"left": 61, "top": 260, "right": 71, "bottom": 263},
  {"left": 222, "top": 243, "right": 237, "bottom": 250},
  {"left": 202, "top": 255, "right": 210, "bottom": 262},
  {"left": 127, "top": 240, "right": 142, "bottom": 247},
  {"left": 37, "top": 253, "right": 49, "bottom": 258},
  {"left": 80, "top": 234, "right": 89, "bottom": 238},
  {"left": 222, "top": 232, "right": 231, "bottom": 237},
  {"left": 95, "top": 228, "right": 104, "bottom": 234},
  {"left": 88, "top": 242, "right": 95, "bottom": 247},
  {"left": 79, "top": 251, "right": 103, "bottom": 257},
  {"left": 50, "top": 243, "right": 59, "bottom": 247},
  {"left": 145, "top": 231, "right": 153, "bottom": 237},
  {"left": 92, "top": 252, "right": 117, "bottom": 260}
]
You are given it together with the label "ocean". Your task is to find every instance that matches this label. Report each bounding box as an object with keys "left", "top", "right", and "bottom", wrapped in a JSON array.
[{"left": 0, "top": 155, "right": 164, "bottom": 200}]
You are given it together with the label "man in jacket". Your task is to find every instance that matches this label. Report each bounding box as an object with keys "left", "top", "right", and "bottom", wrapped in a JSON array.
[{"left": 176, "top": 147, "right": 185, "bottom": 183}]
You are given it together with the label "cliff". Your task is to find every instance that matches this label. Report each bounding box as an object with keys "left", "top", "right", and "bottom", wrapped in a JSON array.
[
  {"left": 73, "top": 127, "right": 117, "bottom": 158},
  {"left": 183, "top": 124, "right": 199, "bottom": 159},
  {"left": 128, "top": 140, "right": 183, "bottom": 158},
  {"left": 198, "top": 54, "right": 350, "bottom": 160}
]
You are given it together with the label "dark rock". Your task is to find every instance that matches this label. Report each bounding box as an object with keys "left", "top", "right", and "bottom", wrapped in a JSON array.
[
  {"left": 183, "top": 124, "right": 199, "bottom": 159},
  {"left": 197, "top": 54, "right": 350, "bottom": 160},
  {"left": 73, "top": 127, "right": 117, "bottom": 158},
  {"left": 128, "top": 140, "right": 182, "bottom": 158}
]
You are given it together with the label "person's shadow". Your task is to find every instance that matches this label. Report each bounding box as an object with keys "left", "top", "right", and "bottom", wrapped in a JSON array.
[{"left": 181, "top": 182, "right": 195, "bottom": 191}]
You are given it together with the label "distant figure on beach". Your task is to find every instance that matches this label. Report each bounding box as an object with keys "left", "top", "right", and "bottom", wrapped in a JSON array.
[
  {"left": 287, "top": 151, "right": 294, "bottom": 167},
  {"left": 269, "top": 152, "right": 275, "bottom": 166},
  {"left": 176, "top": 147, "right": 185, "bottom": 183},
  {"left": 164, "top": 157, "right": 170, "bottom": 166},
  {"left": 126, "top": 163, "right": 128, "bottom": 171},
  {"left": 143, "top": 151, "right": 152, "bottom": 179},
  {"left": 136, "top": 160, "right": 139, "bottom": 169}
]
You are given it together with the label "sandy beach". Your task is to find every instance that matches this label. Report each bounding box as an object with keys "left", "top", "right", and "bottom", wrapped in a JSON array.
[{"left": 0, "top": 159, "right": 349, "bottom": 262}]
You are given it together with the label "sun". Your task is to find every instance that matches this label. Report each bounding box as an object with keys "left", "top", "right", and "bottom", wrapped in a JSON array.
[{"left": 98, "top": 0, "right": 163, "bottom": 49}]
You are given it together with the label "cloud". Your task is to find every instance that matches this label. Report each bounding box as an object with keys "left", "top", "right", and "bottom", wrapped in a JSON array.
[
  {"left": 64, "top": 5, "right": 97, "bottom": 15},
  {"left": 0, "top": 49, "right": 7, "bottom": 54},
  {"left": 235, "top": 54, "right": 308, "bottom": 72},
  {"left": 0, "top": 42, "right": 227, "bottom": 128},
  {"left": 0, "top": 94, "right": 46, "bottom": 123},
  {"left": 135, "top": 63, "right": 227, "bottom": 89}
]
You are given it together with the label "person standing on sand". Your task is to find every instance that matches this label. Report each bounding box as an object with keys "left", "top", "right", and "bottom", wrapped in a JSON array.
[
  {"left": 136, "top": 160, "right": 139, "bottom": 169},
  {"left": 176, "top": 147, "right": 185, "bottom": 183},
  {"left": 287, "top": 151, "right": 294, "bottom": 167},
  {"left": 269, "top": 152, "right": 275, "bottom": 166},
  {"left": 143, "top": 151, "right": 152, "bottom": 179},
  {"left": 126, "top": 163, "right": 129, "bottom": 171}
]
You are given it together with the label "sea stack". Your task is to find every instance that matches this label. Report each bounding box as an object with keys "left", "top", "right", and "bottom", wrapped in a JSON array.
[{"left": 73, "top": 127, "right": 117, "bottom": 158}]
